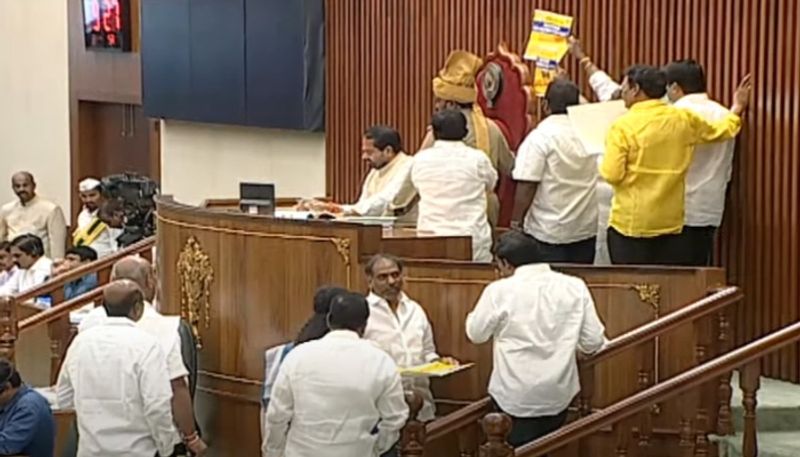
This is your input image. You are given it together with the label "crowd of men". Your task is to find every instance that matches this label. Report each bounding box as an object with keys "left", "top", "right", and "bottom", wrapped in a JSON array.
[
  {"left": 0, "top": 255, "right": 207, "bottom": 457},
  {"left": 0, "top": 34, "right": 754, "bottom": 457},
  {"left": 0, "top": 174, "right": 126, "bottom": 300},
  {"left": 303, "top": 37, "right": 752, "bottom": 267}
]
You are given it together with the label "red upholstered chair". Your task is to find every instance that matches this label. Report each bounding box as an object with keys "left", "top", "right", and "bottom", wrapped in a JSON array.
[{"left": 477, "top": 44, "right": 535, "bottom": 227}]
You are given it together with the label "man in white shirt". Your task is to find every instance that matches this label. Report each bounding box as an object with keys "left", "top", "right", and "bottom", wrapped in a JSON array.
[
  {"left": 0, "top": 242, "right": 17, "bottom": 290},
  {"left": 56, "top": 280, "right": 177, "bottom": 457},
  {"left": 567, "top": 37, "right": 622, "bottom": 266},
  {"left": 0, "top": 172, "right": 67, "bottom": 259},
  {"left": 664, "top": 59, "right": 737, "bottom": 266},
  {"left": 0, "top": 235, "right": 52, "bottom": 300},
  {"left": 363, "top": 254, "right": 450, "bottom": 422},
  {"left": 411, "top": 109, "right": 498, "bottom": 262},
  {"left": 466, "top": 231, "right": 606, "bottom": 449},
  {"left": 263, "top": 292, "right": 409, "bottom": 457},
  {"left": 78, "top": 256, "right": 207, "bottom": 456},
  {"left": 298, "top": 126, "right": 418, "bottom": 224},
  {"left": 72, "top": 178, "right": 121, "bottom": 258},
  {"left": 511, "top": 79, "right": 598, "bottom": 264}
]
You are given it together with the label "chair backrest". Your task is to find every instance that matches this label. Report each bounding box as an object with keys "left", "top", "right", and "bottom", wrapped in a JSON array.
[{"left": 178, "top": 319, "right": 199, "bottom": 399}]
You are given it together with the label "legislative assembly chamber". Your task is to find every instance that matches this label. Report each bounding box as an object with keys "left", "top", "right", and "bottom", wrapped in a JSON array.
[{"left": 1, "top": 1, "right": 799, "bottom": 457}]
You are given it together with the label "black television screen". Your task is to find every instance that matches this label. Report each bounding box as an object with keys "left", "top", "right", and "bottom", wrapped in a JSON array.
[{"left": 82, "top": 0, "right": 132, "bottom": 52}]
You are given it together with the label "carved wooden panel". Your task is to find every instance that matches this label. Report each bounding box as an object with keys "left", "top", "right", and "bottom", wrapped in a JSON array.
[{"left": 325, "top": 0, "right": 800, "bottom": 383}]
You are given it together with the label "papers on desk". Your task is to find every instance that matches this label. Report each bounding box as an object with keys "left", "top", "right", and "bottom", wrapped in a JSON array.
[
  {"left": 567, "top": 100, "right": 628, "bottom": 155},
  {"left": 399, "top": 361, "right": 474, "bottom": 378},
  {"left": 274, "top": 210, "right": 314, "bottom": 220}
]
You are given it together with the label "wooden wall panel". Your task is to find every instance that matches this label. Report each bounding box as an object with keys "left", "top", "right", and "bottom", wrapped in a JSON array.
[{"left": 326, "top": 0, "right": 800, "bottom": 382}]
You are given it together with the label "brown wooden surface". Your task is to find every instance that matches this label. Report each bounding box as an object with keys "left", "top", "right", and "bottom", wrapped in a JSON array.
[
  {"left": 156, "top": 197, "right": 472, "bottom": 454},
  {"left": 325, "top": 0, "right": 800, "bottom": 383},
  {"left": 515, "top": 322, "right": 800, "bottom": 457},
  {"left": 55, "top": 410, "right": 76, "bottom": 457},
  {"left": 157, "top": 197, "right": 734, "bottom": 456},
  {"left": 68, "top": 0, "right": 160, "bottom": 225},
  {"left": 402, "top": 261, "right": 729, "bottom": 457}
]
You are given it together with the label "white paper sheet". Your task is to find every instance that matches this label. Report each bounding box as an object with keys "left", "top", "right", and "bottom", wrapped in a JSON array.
[{"left": 567, "top": 100, "right": 628, "bottom": 155}]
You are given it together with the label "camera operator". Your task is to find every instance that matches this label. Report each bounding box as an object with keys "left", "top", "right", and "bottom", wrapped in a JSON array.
[{"left": 100, "top": 174, "right": 159, "bottom": 248}]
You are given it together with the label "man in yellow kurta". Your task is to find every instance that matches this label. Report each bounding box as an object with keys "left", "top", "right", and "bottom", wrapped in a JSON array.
[
  {"left": 600, "top": 65, "right": 752, "bottom": 265},
  {"left": 299, "top": 125, "right": 418, "bottom": 225},
  {"left": 415, "top": 51, "right": 515, "bottom": 227}
]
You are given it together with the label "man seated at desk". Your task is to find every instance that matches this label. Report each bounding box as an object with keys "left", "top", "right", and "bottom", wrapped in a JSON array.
[{"left": 297, "top": 125, "right": 418, "bottom": 225}]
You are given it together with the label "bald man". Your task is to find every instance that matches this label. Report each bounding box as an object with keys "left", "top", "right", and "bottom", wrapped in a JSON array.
[
  {"left": 57, "top": 280, "right": 178, "bottom": 457},
  {"left": 0, "top": 172, "right": 67, "bottom": 259},
  {"left": 78, "top": 257, "right": 207, "bottom": 456}
]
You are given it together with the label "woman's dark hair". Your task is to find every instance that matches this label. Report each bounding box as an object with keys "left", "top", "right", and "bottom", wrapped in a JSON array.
[
  {"left": 295, "top": 286, "right": 348, "bottom": 345},
  {"left": 10, "top": 234, "right": 45, "bottom": 258},
  {"left": 0, "top": 241, "right": 10, "bottom": 253},
  {"left": 0, "top": 358, "right": 22, "bottom": 389}
]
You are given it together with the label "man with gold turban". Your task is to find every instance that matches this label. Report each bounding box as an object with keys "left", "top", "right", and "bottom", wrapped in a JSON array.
[{"left": 417, "top": 50, "right": 515, "bottom": 227}]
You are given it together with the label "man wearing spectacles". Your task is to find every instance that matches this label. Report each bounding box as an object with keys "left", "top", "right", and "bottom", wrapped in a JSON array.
[{"left": 0, "top": 358, "right": 55, "bottom": 457}]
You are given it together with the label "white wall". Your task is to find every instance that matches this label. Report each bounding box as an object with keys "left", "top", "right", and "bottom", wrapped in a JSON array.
[
  {"left": 160, "top": 121, "right": 326, "bottom": 205},
  {"left": 0, "top": 0, "right": 71, "bottom": 213}
]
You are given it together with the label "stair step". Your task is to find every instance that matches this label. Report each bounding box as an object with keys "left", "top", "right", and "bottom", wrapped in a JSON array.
[
  {"left": 729, "top": 372, "right": 800, "bottom": 432},
  {"left": 715, "top": 432, "right": 800, "bottom": 457}
]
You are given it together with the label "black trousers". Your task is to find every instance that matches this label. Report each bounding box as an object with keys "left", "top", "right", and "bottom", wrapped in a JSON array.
[
  {"left": 680, "top": 225, "right": 717, "bottom": 266},
  {"left": 530, "top": 235, "right": 597, "bottom": 264},
  {"left": 607, "top": 227, "right": 686, "bottom": 266},
  {"left": 492, "top": 398, "right": 568, "bottom": 451}
]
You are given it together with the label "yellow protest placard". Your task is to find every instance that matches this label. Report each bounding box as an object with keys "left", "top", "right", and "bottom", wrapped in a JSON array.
[{"left": 524, "top": 10, "right": 574, "bottom": 96}]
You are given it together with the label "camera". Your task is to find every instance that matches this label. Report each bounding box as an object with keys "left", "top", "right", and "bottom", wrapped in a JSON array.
[{"left": 101, "top": 173, "right": 159, "bottom": 247}]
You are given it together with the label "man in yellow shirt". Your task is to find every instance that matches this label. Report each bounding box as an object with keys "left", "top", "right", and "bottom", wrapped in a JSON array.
[{"left": 600, "top": 65, "right": 752, "bottom": 265}]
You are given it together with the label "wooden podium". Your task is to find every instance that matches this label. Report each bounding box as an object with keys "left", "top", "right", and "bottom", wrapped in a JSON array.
[
  {"left": 155, "top": 197, "right": 473, "bottom": 453},
  {"left": 156, "top": 197, "right": 733, "bottom": 456}
]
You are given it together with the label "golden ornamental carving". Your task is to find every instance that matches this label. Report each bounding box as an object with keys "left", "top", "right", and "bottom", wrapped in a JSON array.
[
  {"left": 633, "top": 284, "right": 661, "bottom": 312},
  {"left": 177, "top": 237, "right": 214, "bottom": 348},
  {"left": 329, "top": 238, "right": 351, "bottom": 266}
]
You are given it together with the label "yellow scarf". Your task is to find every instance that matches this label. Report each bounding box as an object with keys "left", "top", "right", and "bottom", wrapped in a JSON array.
[
  {"left": 73, "top": 216, "right": 108, "bottom": 247},
  {"left": 470, "top": 104, "right": 491, "bottom": 156}
]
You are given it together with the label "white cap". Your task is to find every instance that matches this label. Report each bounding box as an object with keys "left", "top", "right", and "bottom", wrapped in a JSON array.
[{"left": 79, "top": 178, "right": 101, "bottom": 193}]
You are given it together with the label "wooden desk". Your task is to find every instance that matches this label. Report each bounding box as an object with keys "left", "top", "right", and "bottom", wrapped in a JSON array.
[
  {"left": 157, "top": 196, "right": 732, "bottom": 456},
  {"left": 156, "top": 197, "right": 472, "bottom": 454}
]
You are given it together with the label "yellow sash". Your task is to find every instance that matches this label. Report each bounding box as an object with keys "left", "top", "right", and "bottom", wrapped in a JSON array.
[{"left": 73, "top": 217, "right": 108, "bottom": 247}]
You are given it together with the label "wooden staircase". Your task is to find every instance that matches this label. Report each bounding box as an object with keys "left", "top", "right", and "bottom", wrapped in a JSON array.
[
  {"left": 396, "top": 289, "right": 800, "bottom": 457},
  {"left": 4, "top": 242, "right": 800, "bottom": 457},
  {"left": 0, "top": 237, "right": 155, "bottom": 456}
]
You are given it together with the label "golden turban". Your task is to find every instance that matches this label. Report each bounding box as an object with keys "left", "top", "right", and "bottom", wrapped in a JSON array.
[{"left": 432, "top": 50, "right": 483, "bottom": 103}]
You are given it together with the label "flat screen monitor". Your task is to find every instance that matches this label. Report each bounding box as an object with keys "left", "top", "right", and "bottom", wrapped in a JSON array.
[{"left": 239, "top": 183, "right": 275, "bottom": 216}]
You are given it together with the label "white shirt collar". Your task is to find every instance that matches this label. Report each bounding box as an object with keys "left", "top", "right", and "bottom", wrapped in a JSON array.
[
  {"left": 367, "top": 291, "right": 410, "bottom": 312},
  {"left": 30, "top": 256, "right": 52, "bottom": 272},
  {"left": 675, "top": 93, "right": 710, "bottom": 105},
  {"left": 512, "top": 263, "right": 552, "bottom": 277},
  {"left": 432, "top": 140, "right": 466, "bottom": 148},
  {"left": 323, "top": 329, "right": 361, "bottom": 340},
  {"left": 103, "top": 316, "right": 138, "bottom": 327}
]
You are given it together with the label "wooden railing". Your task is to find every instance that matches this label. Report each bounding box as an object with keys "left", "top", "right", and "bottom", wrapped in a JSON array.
[
  {"left": 0, "top": 236, "right": 155, "bottom": 382},
  {"left": 411, "top": 287, "right": 743, "bottom": 455},
  {"left": 402, "top": 319, "right": 800, "bottom": 457}
]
